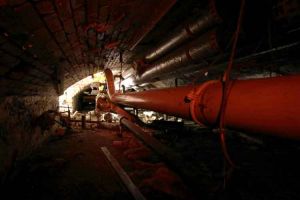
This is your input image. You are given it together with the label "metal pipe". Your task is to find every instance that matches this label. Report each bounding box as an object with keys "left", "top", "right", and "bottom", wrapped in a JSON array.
[
  {"left": 96, "top": 93, "right": 136, "bottom": 122},
  {"left": 120, "top": 117, "right": 180, "bottom": 162},
  {"left": 112, "top": 85, "right": 193, "bottom": 119},
  {"left": 120, "top": 117, "right": 213, "bottom": 195},
  {"left": 106, "top": 69, "right": 300, "bottom": 139},
  {"left": 104, "top": 68, "right": 116, "bottom": 98},
  {"left": 135, "top": 31, "right": 220, "bottom": 84},
  {"left": 144, "top": 0, "right": 221, "bottom": 63}
]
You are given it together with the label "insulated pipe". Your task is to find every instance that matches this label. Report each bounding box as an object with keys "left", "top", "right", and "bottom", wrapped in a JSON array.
[
  {"left": 135, "top": 31, "right": 220, "bottom": 84},
  {"left": 144, "top": 0, "right": 221, "bottom": 63},
  {"left": 106, "top": 69, "right": 300, "bottom": 139}
]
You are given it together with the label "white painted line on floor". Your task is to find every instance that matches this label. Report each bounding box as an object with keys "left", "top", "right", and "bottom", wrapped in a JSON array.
[{"left": 100, "top": 146, "right": 146, "bottom": 200}]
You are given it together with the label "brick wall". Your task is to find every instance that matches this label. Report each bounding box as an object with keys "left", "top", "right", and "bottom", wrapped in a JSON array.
[{"left": 0, "top": 95, "right": 58, "bottom": 180}]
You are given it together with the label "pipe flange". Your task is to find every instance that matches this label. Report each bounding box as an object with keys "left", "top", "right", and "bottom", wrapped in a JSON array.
[{"left": 187, "top": 80, "right": 220, "bottom": 126}]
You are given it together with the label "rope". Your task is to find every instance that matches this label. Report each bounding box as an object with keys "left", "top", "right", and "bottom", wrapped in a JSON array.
[{"left": 219, "top": 0, "right": 246, "bottom": 169}]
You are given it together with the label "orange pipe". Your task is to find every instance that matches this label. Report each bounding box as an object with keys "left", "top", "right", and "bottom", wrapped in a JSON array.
[
  {"left": 104, "top": 69, "right": 116, "bottom": 99},
  {"left": 207, "top": 76, "right": 300, "bottom": 139},
  {"left": 112, "top": 85, "right": 194, "bottom": 119},
  {"left": 95, "top": 92, "right": 136, "bottom": 122},
  {"left": 105, "top": 69, "right": 300, "bottom": 139}
]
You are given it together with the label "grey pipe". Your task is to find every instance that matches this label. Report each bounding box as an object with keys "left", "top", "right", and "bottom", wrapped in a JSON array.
[
  {"left": 135, "top": 31, "right": 220, "bottom": 84},
  {"left": 144, "top": 0, "right": 221, "bottom": 63}
]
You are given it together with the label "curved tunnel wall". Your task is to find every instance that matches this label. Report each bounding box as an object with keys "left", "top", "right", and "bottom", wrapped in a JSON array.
[{"left": 0, "top": 96, "right": 58, "bottom": 180}]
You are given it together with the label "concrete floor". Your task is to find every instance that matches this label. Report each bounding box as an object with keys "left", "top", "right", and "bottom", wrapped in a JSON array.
[
  {"left": 2, "top": 128, "right": 191, "bottom": 200},
  {"left": 2, "top": 125, "right": 300, "bottom": 200}
]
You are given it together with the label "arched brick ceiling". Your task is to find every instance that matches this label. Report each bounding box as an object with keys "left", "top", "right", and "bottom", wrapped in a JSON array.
[
  {"left": 0, "top": 0, "right": 176, "bottom": 96},
  {"left": 2, "top": 0, "right": 299, "bottom": 96}
]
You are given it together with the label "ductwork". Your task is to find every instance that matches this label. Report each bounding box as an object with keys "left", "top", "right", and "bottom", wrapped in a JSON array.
[
  {"left": 135, "top": 31, "right": 220, "bottom": 84},
  {"left": 105, "top": 69, "right": 300, "bottom": 140},
  {"left": 144, "top": 0, "right": 221, "bottom": 63}
]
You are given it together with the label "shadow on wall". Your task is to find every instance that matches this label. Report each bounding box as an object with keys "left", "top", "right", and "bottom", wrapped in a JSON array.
[{"left": 0, "top": 96, "right": 58, "bottom": 182}]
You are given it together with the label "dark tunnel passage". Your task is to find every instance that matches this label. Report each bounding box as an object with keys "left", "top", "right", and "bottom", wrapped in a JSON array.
[{"left": 1, "top": 0, "right": 300, "bottom": 199}]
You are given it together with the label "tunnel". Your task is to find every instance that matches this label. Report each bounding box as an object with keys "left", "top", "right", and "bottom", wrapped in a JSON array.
[{"left": 1, "top": 0, "right": 300, "bottom": 199}]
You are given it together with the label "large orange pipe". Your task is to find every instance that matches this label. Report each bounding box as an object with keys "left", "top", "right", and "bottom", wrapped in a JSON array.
[
  {"left": 104, "top": 69, "right": 300, "bottom": 139},
  {"left": 112, "top": 86, "right": 193, "bottom": 119},
  {"left": 105, "top": 69, "right": 192, "bottom": 118}
]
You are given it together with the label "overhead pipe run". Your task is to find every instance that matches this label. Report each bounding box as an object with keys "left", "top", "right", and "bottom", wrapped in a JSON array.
[
  {"left": 144, "top": 0, "right": 222, "bottom": 63},
  {"left": 133, "top": 0, "right": 240, "bottom": 85},
  {"left": 105, "top": 69, "right": 300, "bottom": 140},
  {"left": 135, "top": 31, "right": 220, "bottom": 84}
]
